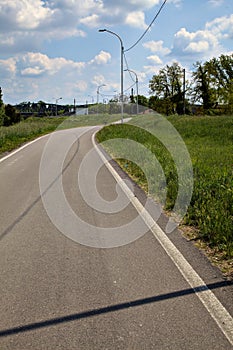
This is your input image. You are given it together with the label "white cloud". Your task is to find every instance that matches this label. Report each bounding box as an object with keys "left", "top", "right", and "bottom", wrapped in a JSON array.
[
  {"left": 0, "top": 58, "right": 16, "bottom": 78},
  {"left": 167, "top": 0, "right": 182, "bottom": 7},
  {"left": 1, "top": 0, "right": 232, "bottom": 105},
  {"left": 172, "top": 14, "right": 233, "bottom": 60},
  {"left": 208, "top": 0, "right": 224, "bottom": 7},
  {"left": 206, "top": 14, "right": 233, "bottom": 39},
  {"left": 147, "top": 55, "right": 162, "bottom": 64},
  {"left": 125, "top": 11, "right": 147, "bottom": 29},
  {"left": 173, "top": 27, "right": 220, "bottom": 56},
  {"left": 16, "top": 0, "right": 53, "bottom": 29},
  {"left": 19, "top": 52, "right": 86, "bottom": 77},
  {"left": 21, "top": 67, "right": 45, "bottom": 76},
  {"left": 143, "top": 65, "right": 161, "bottom": 75},
  {"left": 0, "top": 0, "right": 87, "bottom": 53},
  {"left": 184, "top": 41, "right": 210, "bottom": 53},
  {"left": 143, "top": 40, "right": 171, "bottom": 55},
  {"left": 80, "top": 14, "right": 100, "bottom": 28},
  {"left": 89, "top": 51, "right": 111, "bottom": 65},
  {"left": 126, "top": 0, "right": 160, "bottom": 7},
  {"left": 0, "top": 50, "right": 114, "bottom": 103},
  {"left": 0, "top": 0, "right": 53, "bottom": 31},
  {"left": 74, "top": 81, "right": 88, "bottom": 92},
  {"left": 0, "top": 0, "right": 185, "bottom": 53},
  {"left": 91, "top": 74, "right": 106, "bottom": 87},
  {"left": 184, "top": 40, "right": 210, "bottom": 53}
]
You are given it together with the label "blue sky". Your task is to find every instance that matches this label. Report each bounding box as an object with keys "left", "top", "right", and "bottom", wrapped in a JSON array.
[{"left": 0, "top": 0, "right": 232, "bottom": 105}]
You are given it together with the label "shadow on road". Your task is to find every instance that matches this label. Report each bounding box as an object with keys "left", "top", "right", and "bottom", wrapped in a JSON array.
[{"left": 0, "top": 280, "right": 232, "bottom": 337}]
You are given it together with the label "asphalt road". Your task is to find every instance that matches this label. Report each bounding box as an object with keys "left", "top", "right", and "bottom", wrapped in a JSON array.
[{"left": 0, "top": 126, "right": 232, "bottom": 350}]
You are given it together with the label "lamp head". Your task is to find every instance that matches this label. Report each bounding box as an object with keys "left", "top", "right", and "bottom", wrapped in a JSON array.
[{"left": 98, "top": 29, "right": 106, "bottom": 32}]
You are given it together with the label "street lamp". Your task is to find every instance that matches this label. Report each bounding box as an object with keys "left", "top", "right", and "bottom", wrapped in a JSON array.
[
  {"left": 55, "top": 97, "right": 62, "bottom": 116},
  {"left": 97, "top": 84, "right": 106, "bottom": 104},
  {"left": 124, "top": 69, "right": 139, "bottom": 115},
  {"left": 99, "top": 28, "right": 124, "bottom": 123},
  {"left": 97, "top": 84, "right": 106, "bottom": 116},
  {"left": 88, "top": 95, "right": 94, "bottom": 104}
]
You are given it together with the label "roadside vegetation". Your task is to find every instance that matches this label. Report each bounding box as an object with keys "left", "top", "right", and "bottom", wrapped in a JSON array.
[
  {"left": 96, "top": 114, "right": 233, "bottom": 266},
  {"left": 0, "top": 114, "right": 121, "bottom": 155}
]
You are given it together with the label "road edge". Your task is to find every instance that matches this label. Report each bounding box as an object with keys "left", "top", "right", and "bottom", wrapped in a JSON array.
[{"left": 92, "top": 130, "right": 233, "bottom": 346}]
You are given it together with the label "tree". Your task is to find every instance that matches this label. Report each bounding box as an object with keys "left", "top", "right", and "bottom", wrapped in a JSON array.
[
  {"left": 206, "top": 54, "right": 233, "bottom": 112},
  {"left": 148, "top": 95, "right": 168, "bottom": 114},
  {"left": 137, "top": 95, "right": 148, "bottom": 107},
  {"left": 0, "top": 87, "right": 3, "bottom": 108},
  {"left": 192, "top": 62, "right": 214, "bottom": 111},
  {"left": 149, "top": 62, "right": 185, "bottom": 115},
  {"left": 4, "top": 104, "right": 20, "bottom": 126},
  {"left": 192, "top": 54, "right": 233, "bottom": 113},
  {"left": 0, "top": 87, "right": 6, "bottom": 126}
]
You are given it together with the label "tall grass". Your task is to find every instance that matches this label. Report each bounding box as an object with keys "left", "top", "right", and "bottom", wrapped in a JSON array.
[
  {"left": 0, "top": 114, "right": 121, "bottom": 155},
  {"left": 0, "top": 117, "right": 66, "bottom": 154},
  {"left": 170, "top": 116, "right": 233, "bottom": 257},
  {"left": 97, "top": 114, "right": 233, "bottom": 258}
]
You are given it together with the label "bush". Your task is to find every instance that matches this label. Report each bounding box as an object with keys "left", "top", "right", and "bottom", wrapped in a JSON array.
[
  {"left": 3, "top": 104, "right": 21, "bottom": 126},
  {"left": 0, "top": 106, "right": 5, "bottom": 126}
]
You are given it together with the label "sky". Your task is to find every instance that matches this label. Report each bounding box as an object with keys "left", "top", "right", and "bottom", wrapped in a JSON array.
[{"left": 0, "top": 0, "right": 232, "bottom": 105}]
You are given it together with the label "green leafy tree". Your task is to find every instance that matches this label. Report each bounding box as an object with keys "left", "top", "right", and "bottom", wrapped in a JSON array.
[
  {"left": 148, "top": 95, "right": 167, "bottom": 114},
  {"left": 0, "top": 87, "right": 6, "bottom": 126},
  {"left": 192, "top": 54, "right": 233, "bottom": 114},
  {"left": 0, "top": 87, "right": 3, "bottom": 108},
  {"left": 192, "top": 62, "right": 215, "bottom": 111},
  {"left": 149, "top": 62, "right": 185, "bottom": 115},
  {"left": 137, "top": 95, "right": 148, "bottom": 107},
  {"left": 4, "top": 104, "right": 21, "bottom": 126},
  {"left": 206, "top": 54, "right": 233, "bottom": 113}
]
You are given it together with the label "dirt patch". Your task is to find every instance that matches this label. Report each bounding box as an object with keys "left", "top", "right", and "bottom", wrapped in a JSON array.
[{"left": 180, "top": 225, "right": 233, "bottom": 281}]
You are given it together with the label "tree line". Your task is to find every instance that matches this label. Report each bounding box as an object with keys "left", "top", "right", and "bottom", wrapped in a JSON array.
[
  {"left": 0, "top": 53, "right": 232, "bottom": 127},
  {"left": 147, "top": 53, "right": 233, "bottom": 115}
]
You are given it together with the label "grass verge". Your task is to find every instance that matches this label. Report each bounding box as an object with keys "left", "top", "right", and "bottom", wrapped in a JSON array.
[
  {"left": 0, "top": 114, "right": 122, "bottom": 156},
  {"left": 96, "top": 114, "right": 233, "bottom": 277}
]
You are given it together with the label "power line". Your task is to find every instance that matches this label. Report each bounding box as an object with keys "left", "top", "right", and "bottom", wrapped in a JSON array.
[
  {"left": 99, "top": 93, "right": 118, "bottom": 98},
  {"left": 123, "top": 53, "right": 136, "bottom": 83},
  {"left": 124, "top": 82, "right": 136, "bottom": 94},
  {"left": 124, "top": 0, "right": 168, "bottom": 52},
  {"left": 123, "top": 53, "right": 130, "bottom": 72}
]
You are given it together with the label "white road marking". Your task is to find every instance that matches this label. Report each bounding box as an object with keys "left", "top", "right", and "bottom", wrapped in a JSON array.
[
  {"left": 6, "top": 155, "right": 23, "bottom": 166},
  {"left": 0, "top": 134, "right": 48, "bottom": 164},
  {"left": 92, "top": 131, "right": 233, "bottom": 346}
]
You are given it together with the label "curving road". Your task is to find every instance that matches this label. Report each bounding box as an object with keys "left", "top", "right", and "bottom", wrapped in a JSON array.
[{"left": 0, "top": 126, "right": 232, "bottom": 349}]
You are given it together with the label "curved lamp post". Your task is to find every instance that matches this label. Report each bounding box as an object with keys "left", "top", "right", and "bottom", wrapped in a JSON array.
[
  {"left": 99, "top": 29, "right": 124, "bottom": 123},
  {"left": 124, "top": 69, "right": 139, "bottom": 115},
  {"left": 55, "top": 97, "right": 62, "bottom": 116},
  {"left": 97, "top": 84, "right": 106, "bottom": 116}
]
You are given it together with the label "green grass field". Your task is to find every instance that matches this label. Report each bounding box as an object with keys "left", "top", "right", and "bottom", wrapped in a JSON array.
[
  {"left": 0, "top": 114, "right": 121, "bottom": 155},
  {"left": 97, "top": 114, "right": 233, "bottom": 259}
]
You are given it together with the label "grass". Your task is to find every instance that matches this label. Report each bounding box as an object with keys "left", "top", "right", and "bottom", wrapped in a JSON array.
[
  {"left": 0, "top": 114, "right": 121, "bottom": 156},
  {"left": 96, "top": 114, "right": 233, "bottom": 260}
]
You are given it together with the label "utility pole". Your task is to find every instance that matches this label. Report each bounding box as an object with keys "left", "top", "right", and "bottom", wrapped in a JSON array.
[
  {"left": 124, "top": 69, "right": 139, "bottom": 115},
  {"left": 97, "top": 84, "right": 106, "bottom": 116},
  {"left": 55, "top": 97, "right": 62, "bottom": 116},
  {"left": 86, "top": 100, "right": 88, "bottom": 115},
  {"left": 183, "top": 68, "right": 186, "bottom": 115}
]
